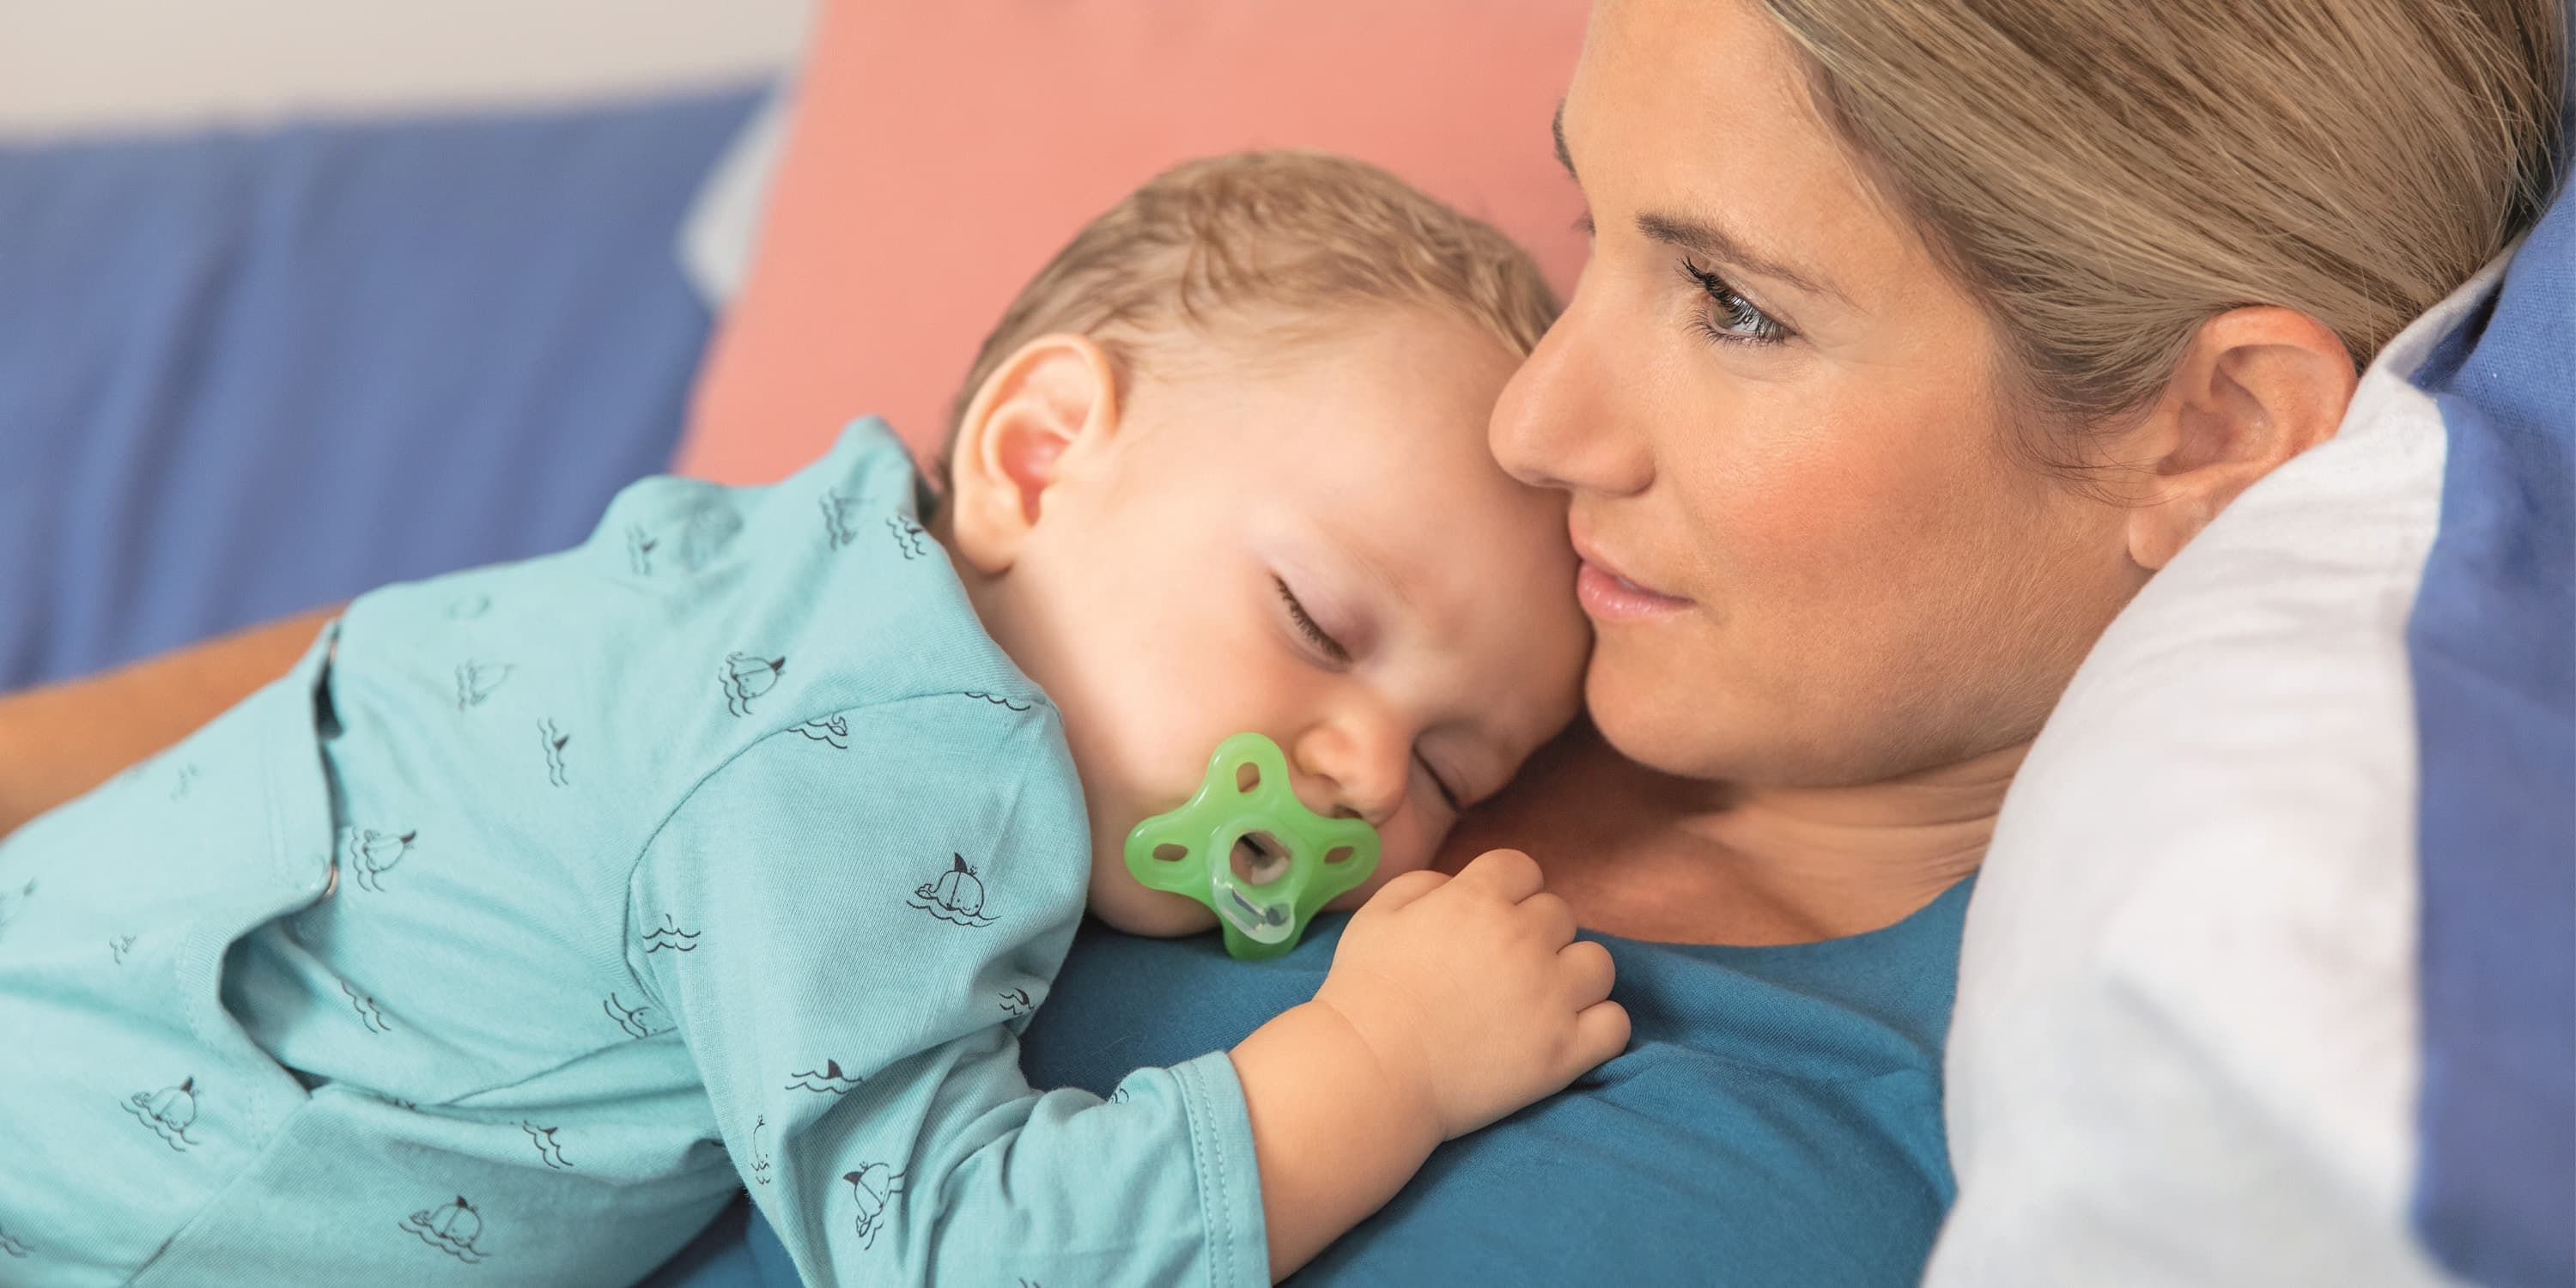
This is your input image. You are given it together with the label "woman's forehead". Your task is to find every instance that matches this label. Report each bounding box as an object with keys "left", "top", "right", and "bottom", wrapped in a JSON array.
[
  {"left": 1566, "top": 0, "right": 1916, "bottom": 297},
  {"left": 1572, "top": 0, "right": 1825, "bottom": 169}
]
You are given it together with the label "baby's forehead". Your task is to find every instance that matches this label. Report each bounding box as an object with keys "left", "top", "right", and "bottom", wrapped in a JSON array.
[
  {"left": 1148, "top": 296, "right": 1506, "bottom": 376},
  {"left": 1241, "top": 403, "right": 1584, "bottom": 748},
  {"left": 1380, "top": 505, "right": 1571, "bottom": 620},
  {"left": 1321, "top": 477, "right": 1574, "bottom": 641},
  {"left": 1368, "top": 502, "right": 1588, "bottom": 751},
  {"left": 1140, "top": 304, "right": 1563, "bottom": 577}
]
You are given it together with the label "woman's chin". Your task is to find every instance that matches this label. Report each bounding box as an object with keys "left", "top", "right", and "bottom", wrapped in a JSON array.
[{"left": 1583, "top": 650, "right": 1742, "bottom": 781}]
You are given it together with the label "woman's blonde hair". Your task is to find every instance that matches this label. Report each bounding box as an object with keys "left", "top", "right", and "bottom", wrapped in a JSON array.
[
  {"left": 949, "top": 149, "right": 1558, "bottom": 450},
  {"left": 1759, "top": 0, "right": 2565, "bottom": 435}
]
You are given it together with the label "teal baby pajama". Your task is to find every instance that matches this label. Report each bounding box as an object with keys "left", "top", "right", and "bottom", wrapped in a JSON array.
[{"left": 0, "top": 421, "right": 1268, "bottom": 1287}]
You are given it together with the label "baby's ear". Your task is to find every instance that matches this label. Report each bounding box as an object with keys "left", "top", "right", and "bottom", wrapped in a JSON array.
[{"left": 945, "top": 333, "right": 1121, "bottom": 574}]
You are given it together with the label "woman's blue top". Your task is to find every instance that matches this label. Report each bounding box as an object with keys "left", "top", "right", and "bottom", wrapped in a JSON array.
[{"left": 661, "top": 877, "right": 1971, "bottom": 1286}]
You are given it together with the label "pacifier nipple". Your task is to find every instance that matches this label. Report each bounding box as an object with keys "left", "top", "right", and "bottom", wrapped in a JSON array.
[
  {"left": 1123, "top": 732, "right": 1382, "bottom": 960},
  {"left": 1231, "top": 831, "right": 1292, "bottom": 885}
]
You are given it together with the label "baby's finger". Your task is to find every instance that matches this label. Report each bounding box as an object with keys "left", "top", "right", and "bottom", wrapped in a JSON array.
[
  {"left": 1567, "top": 999, "right": 1632, "bottom": 1073},
  {"left": 1449, "top": 848, "right": 1545, "bottom": 904},
  {"left": 1519, "top": 890, "right": 1578, "bottom": 950},
  {"left": 1556, "top": 938, "right": 1616, "bottom": 1005},
  {"left": 1358, "top": 867, "right": 1449, "bottom": 914}
]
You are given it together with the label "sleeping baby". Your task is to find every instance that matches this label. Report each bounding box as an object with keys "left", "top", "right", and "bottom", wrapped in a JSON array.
[{"left": 0, "top": 149, "right": 1625, "bottom": 1286}]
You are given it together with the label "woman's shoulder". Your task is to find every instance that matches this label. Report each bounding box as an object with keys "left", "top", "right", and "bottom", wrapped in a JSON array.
[
  {"left": 1332, "top": 894, "right": 1965, "bottom": 1283},
  {"left": 1016, "top": 888, "right": 1969, "bottom": 1286},
  {"left": 679, "top": 901, "right": 1967, "bottom": 1288},
  {"left": 1605, "top": 873, "right": 1973, "bottom": 1079}
]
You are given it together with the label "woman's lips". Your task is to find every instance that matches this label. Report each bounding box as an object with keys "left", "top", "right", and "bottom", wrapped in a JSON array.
[{"left": 1573, "top": 549, "right": 1693, "bottom": 622}]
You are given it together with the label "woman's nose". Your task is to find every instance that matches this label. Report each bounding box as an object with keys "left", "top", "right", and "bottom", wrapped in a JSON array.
[
  {"left": 1488, "top": 280, "right": 1653, "bottom": 497},
  {"left": 1288, "top": 721, "right": 1409, "bottom": 828}
]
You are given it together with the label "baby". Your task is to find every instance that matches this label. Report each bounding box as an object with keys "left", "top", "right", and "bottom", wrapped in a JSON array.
[{"left": 0, "top": 151, "right": 1618, "bottom": 1286}]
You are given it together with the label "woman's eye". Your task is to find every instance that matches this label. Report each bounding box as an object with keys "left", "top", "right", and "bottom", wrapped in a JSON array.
[
  {"left": 1274, "top": 578, "right": 1351, "bottom": 665},
  {"left": 1680, "top": 256, "right": 1789, "bottom": 346}
]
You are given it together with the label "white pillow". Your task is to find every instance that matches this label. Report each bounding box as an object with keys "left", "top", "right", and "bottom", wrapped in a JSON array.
[{"left": 1924, "top": 253, "right": 2514, "bottom": 1286}]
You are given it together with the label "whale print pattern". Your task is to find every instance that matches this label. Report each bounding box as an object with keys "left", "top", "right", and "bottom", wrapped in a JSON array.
[
  {"left": 785, "top": 1060, "right": 863, "bottom": 1095},
  {"left": 538, "top": 719, "right": 571, "bottom": 787},
  {"left": 642, "top": 915, "right": 701, "bottom": 955},
  {"left": 454, "top": 661, "right": 513, "bottom": 709},
  {"left": 843, "top": 1163, "right": 907, "bottom": 1250},
  {"left": 750, "top": 1115, "right": 773, "bottom": 1186},
  {"left": 343, "top": 827, "right": 417, "bottom": 893},
  {"left": 908, "top": 854, "right": 997, "bottom": 927},
  {"left": 167, "top": 763, "right": 198, "bottom": 800},
  {"left": 124, "top": 1077, "right": 201, "bottom": 1151},
  {"left": 341, "top": 981, "right": 392, "bottom": 1034},
  {"left": 522, "top": 1122, "right": 572, "bottom": 1170},
  {"left": 795, "top": 714, "right": 851, "bottom": 750},
  {"left": 820, "top": 489, "right": 860, "bottom": 550},
  {"left": 0, "top": 880, "right": 33, "bottom": 938},
  {"left": 625, "top": 523, "right": 659, "bottom": 576},
  {"left": 720, "top": 653, "right": 787, "bottom": 717},
  {"left": 603, "top": 993, "right": 667, "bottom": 1040},
  {"left": 402, "top": 1196, "right": 489, "bottom": 1264},
  {"left": 885, "top": 514, "right": 931, "bottom": 561},
  {"left": 999, "top": 987, "right": 1033, "bottom": 1018},
  {"left": 0, "top": 1223, "right": 27, "bottom": 1258},
  {"left": 445, "top": 592, "right": 491, "bottom": 621},
  {"left": 109, "top": 933, "right": 137, "bottom": 963}
]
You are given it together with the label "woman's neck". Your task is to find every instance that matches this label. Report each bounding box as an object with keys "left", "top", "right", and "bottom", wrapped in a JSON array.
[{"left": 1444, "top": 723, "right": 2010, "bottom": 946}]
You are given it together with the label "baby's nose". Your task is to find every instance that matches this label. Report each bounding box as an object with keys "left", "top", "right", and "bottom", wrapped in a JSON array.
[{"left": 1288, "top": 724, "right": 1408, "bottom": 827}]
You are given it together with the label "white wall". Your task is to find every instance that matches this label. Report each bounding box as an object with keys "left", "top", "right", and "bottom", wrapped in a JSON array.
[{"left": 0, "top": 0, "right": 809, "bottom": 136}]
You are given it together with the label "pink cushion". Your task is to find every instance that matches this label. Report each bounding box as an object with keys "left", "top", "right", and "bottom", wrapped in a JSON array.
[{"left": 677, "top": 1, "right": 1590, "bottom": 483}]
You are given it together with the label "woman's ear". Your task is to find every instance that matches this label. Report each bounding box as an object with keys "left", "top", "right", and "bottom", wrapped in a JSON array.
[
  {"left": 945, "top": 333, "right": 1121, "bottom": 575},
  {"left": 2120, "top": 307, "right": 2359, "bottom": 570}
]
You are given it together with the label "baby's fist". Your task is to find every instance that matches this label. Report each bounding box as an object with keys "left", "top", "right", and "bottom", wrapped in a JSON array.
[{"left": 1314, "top": 849, "right": 1628, "bottom": 1141}]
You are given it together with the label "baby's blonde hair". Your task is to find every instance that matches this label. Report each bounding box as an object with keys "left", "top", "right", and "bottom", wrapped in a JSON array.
[{"left": 947, "top": 150, "right": 1558, "bottom": 465}]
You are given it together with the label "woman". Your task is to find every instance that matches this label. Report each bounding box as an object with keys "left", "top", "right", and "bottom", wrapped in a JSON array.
[{"left": 3, "top": 0, "right": 2559, "bottom": 1282}]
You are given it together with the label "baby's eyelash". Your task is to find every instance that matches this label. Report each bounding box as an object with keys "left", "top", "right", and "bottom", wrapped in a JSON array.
[
  {"left": 1416, "top": 752, "right": 1464, "bottom": 814},
  {"left": 1274, "top": 579, "right": 1350, "bottom": 664},
  {"left": 1680, "top": 256, "right": 1790, "bottom": 346}
]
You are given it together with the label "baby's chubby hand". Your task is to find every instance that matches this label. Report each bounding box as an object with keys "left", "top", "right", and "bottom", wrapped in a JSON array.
[
  {"left": 1311, "top": 849, "right": 1629, "bottom": 1141},
  {"left": 1227, "top": 850, "right": 1627, "bottom": 1275}
]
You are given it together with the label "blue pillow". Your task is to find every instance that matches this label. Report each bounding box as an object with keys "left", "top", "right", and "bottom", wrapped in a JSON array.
[
  {"left": 2403, "top": 112, "right": 2574, "bottom": 1288},
  {"left": 0, "top": 88, "right": 758, "bottom": 690}
]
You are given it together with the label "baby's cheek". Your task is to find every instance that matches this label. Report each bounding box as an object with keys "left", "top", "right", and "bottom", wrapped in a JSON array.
[{"left": 1322, "top": 817, "right": 1445, "bottom": 909}]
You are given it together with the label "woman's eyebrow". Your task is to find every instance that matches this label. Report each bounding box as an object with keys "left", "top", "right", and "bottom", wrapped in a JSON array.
[
  {"left": 1553, "top": 100, "right": 1846, "bottom": 308},
  {"left": 1636, "top": 210, "right": 1849, "bottom": 307}
]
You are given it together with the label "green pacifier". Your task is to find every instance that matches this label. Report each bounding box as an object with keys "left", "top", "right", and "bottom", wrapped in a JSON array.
[{"left": 1124, "top": 732, "right": 1382, "bottom": 960}]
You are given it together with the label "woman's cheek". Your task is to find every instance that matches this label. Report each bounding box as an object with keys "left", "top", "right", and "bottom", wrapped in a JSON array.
[{"left": 1710, "top": 430, "right": 1945, "bottom": 606}]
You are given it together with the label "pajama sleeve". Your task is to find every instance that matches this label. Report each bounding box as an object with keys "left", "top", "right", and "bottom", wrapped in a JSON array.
[{"left": 625, "top": 694, "right": 1270, "bottom": 1288}]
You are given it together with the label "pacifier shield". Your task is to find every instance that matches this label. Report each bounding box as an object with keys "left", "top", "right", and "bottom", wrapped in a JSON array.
[{"left": 1123, "top": 732, "right": 1381, "bottom": 960}]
